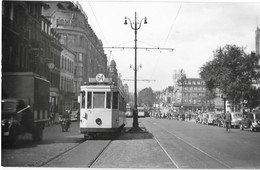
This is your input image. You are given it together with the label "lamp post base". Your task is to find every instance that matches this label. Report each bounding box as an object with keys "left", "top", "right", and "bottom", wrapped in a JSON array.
[{"left": 128, "top": 126, "right": 144, "bottom": 133}]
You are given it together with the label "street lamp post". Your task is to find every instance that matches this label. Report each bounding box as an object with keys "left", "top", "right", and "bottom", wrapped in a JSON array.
[{"left": 124, "top": 12, "right": 147, "bottom": 130}]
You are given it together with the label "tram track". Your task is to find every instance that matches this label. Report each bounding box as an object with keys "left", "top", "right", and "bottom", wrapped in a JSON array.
[
  {"left": 40, "top": 138, "right": 114, "bottom": 167},
  {"left": 144, "top": 119, "right": 231, "bottom": 169},
  {"left": 39, "top": 142, "right": 84, "bottom": 167},
  {"left": 88, "top": 140, "right": 113, "bottom": 168}
]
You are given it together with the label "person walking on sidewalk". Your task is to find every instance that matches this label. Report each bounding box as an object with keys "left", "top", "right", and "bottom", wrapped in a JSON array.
[{"left": 225, "top": 111, "right": 232, "bottom": 132}]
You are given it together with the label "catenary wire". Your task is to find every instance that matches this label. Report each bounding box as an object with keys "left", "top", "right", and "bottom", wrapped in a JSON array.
[
  {"left": 149, "top": 3, "right": 182, "bottom": 88},
  {"left": 86, "top": 1, "right": 110, "bottom": 46}
]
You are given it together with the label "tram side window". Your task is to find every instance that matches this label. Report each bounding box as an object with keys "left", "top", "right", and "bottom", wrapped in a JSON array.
[
  {"left": 87, "top": 92, "right": 92, "bottom": 108},
  {"left": 112, "top": 92, "right": 118, "bottom": 109},
  {"left": 93, "top": 92, "right": 105, "bottom": 108},
  {"left": 106, "top": 92, "right": 111, "bottom": 109},
  {"left": 81, "top": 91, "right": 86, "bottom": 108}
]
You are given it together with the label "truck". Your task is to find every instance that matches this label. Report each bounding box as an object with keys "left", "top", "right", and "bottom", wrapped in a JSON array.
[{"left": 2, "top": 72, "right": 50, "bottom": 146}]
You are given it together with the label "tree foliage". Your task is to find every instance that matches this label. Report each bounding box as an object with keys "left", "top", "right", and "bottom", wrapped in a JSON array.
[
  {"left": 138, "top": 87, "right": 156, "bottom": 107},
  {"left": 199, "top": 44, "right": 260, "bottom": 109}
]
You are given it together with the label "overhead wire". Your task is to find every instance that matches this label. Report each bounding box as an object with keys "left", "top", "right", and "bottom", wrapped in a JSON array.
[
  {"left": 86, "top": 1, "right": 110, "bottom": 46},
  {"left": 149, "top": 3, "right": 183, "bottom": 86}
]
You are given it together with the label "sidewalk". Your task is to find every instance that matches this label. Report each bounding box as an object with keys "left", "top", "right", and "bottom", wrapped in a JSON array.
[{"left": 93, "top": 118, "right": 176, "bottom": 168}]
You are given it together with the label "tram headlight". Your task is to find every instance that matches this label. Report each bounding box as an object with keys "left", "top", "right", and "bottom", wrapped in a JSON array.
[{"left": 96, "top": 118, "right": 102, "bottom": 126}]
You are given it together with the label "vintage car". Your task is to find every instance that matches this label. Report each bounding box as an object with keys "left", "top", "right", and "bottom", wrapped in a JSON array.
[
  {"left": 207, "top": 112, "right": 218, "bottom": 125},
  {"left": 240, "top": 110, "right": 260, "bottom": 132},
  {"left": 216, "top": 113, "right": 225, "bottom": 127},
  {"left": 201, "top": 113, "right": 208, "bottom": 125},
  {"left": 230, "top": 112, "right": 243, "bottom": 128},
  {"left": 2, "top": 99, "right": 46, "bottom": 146},
  {"left": 196, "top": 114, "right": 203, "bottom": 124}
]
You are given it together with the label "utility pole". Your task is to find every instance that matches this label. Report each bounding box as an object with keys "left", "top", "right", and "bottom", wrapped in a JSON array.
[{"left": 124, "top": 12, "right": 147, "bottom": 131}]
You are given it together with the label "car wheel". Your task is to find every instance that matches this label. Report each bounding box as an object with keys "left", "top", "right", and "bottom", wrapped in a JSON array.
[{"left": 240, "top": 124, "right": 244, "bottom": 130}]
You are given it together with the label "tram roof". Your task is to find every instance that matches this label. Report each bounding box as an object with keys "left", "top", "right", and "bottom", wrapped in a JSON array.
[{"left": 81, "top": 77, "right": 128, "bottom": 99}]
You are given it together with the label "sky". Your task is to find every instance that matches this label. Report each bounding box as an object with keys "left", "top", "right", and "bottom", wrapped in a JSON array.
[{"left": 78, "top": 0, "right": 260, "bottom": 92}]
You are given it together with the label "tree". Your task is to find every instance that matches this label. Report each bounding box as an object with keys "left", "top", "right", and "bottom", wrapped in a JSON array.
[
  {"left": 199, "top": 44, "right": 260, "bottom": 111},
  {"left": 138, "top": 87, "right": 156, "bottom": 107}
]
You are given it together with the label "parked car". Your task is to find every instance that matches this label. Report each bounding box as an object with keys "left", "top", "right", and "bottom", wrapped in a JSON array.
[
  {"left": 207, "top": 112, "right": 218, "bottom": 125},
  {"left": 201, "top": 113, "right": 208, "bottom": 125},
  {"left": 240, "top": 111, "right": 260, "bottom": 132},
  {"left": 230, "top": 112, "right": 243, "bottom": 128},
  {"left": 216, "top": 113, "right": 225, "bottom": 127},
  {"left": 196, "top": 114, "right": 203, "bottom": 124}
]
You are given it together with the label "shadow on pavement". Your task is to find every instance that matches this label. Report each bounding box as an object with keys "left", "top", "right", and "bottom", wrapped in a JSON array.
[
  {"left": 116, "top": 127, "right": 153, "bottom": 140},
  {"left": 2, "top": 134, "right": 84, "bottom": 149}
]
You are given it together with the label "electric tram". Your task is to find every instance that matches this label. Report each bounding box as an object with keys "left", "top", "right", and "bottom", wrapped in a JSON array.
[
  {"left": 79, "top": 74, "right": 127, "bottom": 138},
  {"left": 126, "top": 104, "right": 133, "bottom": 117},
  {"left": 138, "top": 106, "right": 145, "bottom": 117}
]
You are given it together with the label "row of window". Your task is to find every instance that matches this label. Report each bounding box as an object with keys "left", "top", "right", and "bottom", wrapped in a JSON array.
[
  {"left": 61, "top": 55, "right": 74, "bottom": 73},
  {"left": 183, "top": 93, "right": 206, "bottom": 97},
  {"left": 80, "top": 91, "right": 126, "bottom": 112},
  {"left": 183, "top": 86, "right": 206, "bottom": 91},
  {"left": 60, "top": 76, "right": 74, "bottom": 92},
  {"left": 183, "top": 99, "right": 215, "bottom": 105},
  {"left": 184, "top": 80, "right": 205, "bottom": 85}
]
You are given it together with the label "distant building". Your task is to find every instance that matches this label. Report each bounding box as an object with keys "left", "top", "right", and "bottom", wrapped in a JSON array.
[
  {"left": 175, "top": 78, "right": 216, "bottom": 112},
  {"left": 172, "top": 69, "right": 186, "bottom": 106}
]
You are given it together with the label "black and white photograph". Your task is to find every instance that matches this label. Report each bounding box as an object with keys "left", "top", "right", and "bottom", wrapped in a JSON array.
[{"left": 1, "top": 0, "right": 260, "bottom": 169}]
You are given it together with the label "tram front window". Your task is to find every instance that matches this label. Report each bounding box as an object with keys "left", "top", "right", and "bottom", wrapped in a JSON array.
[
  {"left": 106, "top": 92, "right": 111, "bottom": 109},
  {"left": 113, "top": 92, "right": 118, "bottom": 109},
  {"left": 87, "top": 92, "right": 92, "bottom": 108},
  {"left": 93, "top": 92, "right": 105, "bottom": 108}
]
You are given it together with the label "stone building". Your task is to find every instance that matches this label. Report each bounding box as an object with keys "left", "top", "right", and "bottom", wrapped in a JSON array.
[
  {"left": 42, "top": 2, "right": 108, "bottom": 97},
  {"left": 41, "top": 15, "right": 63, "bottom": 114},
  {"left": 2, "top": 1, "right": 46, "bottom": 75},
  {"left": 59, "top": 45, "right": 76, "bottom": 112},
  {"left": 176, "top": 78, "right": 215, "bottom": 112},
  {"left": 2, "top": 1, "right": 62, "bottom": 110}
]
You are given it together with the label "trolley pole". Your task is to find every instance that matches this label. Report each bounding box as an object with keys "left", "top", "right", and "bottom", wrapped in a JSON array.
[{"left": 124, "top": 12, "right": 147, "bottom": 131}]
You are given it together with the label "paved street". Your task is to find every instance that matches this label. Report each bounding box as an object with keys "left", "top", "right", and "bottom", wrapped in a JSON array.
[
  {"left": 1, "top": 121, "right": 84, "bottom": 167},
  {"left": 2, "top": 117, "right": 260, "bottom": 168},
  {"left": 141, "top": 118, "right": 260, "bottom": 169}
]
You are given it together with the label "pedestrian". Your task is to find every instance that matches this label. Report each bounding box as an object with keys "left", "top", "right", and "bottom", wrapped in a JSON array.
[{"left": 225, "top": 111, "right": 232, "bottom": 132}]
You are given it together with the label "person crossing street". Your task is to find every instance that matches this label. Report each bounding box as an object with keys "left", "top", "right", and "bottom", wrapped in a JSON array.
[{"left": 225, "top": 111, "right": 232, "bottom": 132}]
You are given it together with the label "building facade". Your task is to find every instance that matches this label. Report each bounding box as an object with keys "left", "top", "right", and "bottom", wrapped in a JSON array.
[
  {"left": 42, "top": 2, "right": 108, "bottom": 97},
  {"left": 175, "top": 78, "right": 215, "bottom": 112},
  {"left": 41, "top": 15, "right": 63, "bottom": 114},
  {"left": 2, "top": 1, "right": 46, "bottom": 75},
  {"left": 59, "top": 45, "right": 76, "bottom": 112},
  {"left": 2, "top": 1, "right": 62, "bottom": 101}
]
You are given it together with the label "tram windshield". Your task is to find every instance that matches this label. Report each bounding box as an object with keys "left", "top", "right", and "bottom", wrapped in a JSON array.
[{"left": 93, "top": 92, "right": 105, "bottom": 108}]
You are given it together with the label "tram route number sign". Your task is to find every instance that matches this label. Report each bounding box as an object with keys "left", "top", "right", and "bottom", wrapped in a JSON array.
[{"left": 96, "top": 73, "right": 105, "bottom": 82}]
